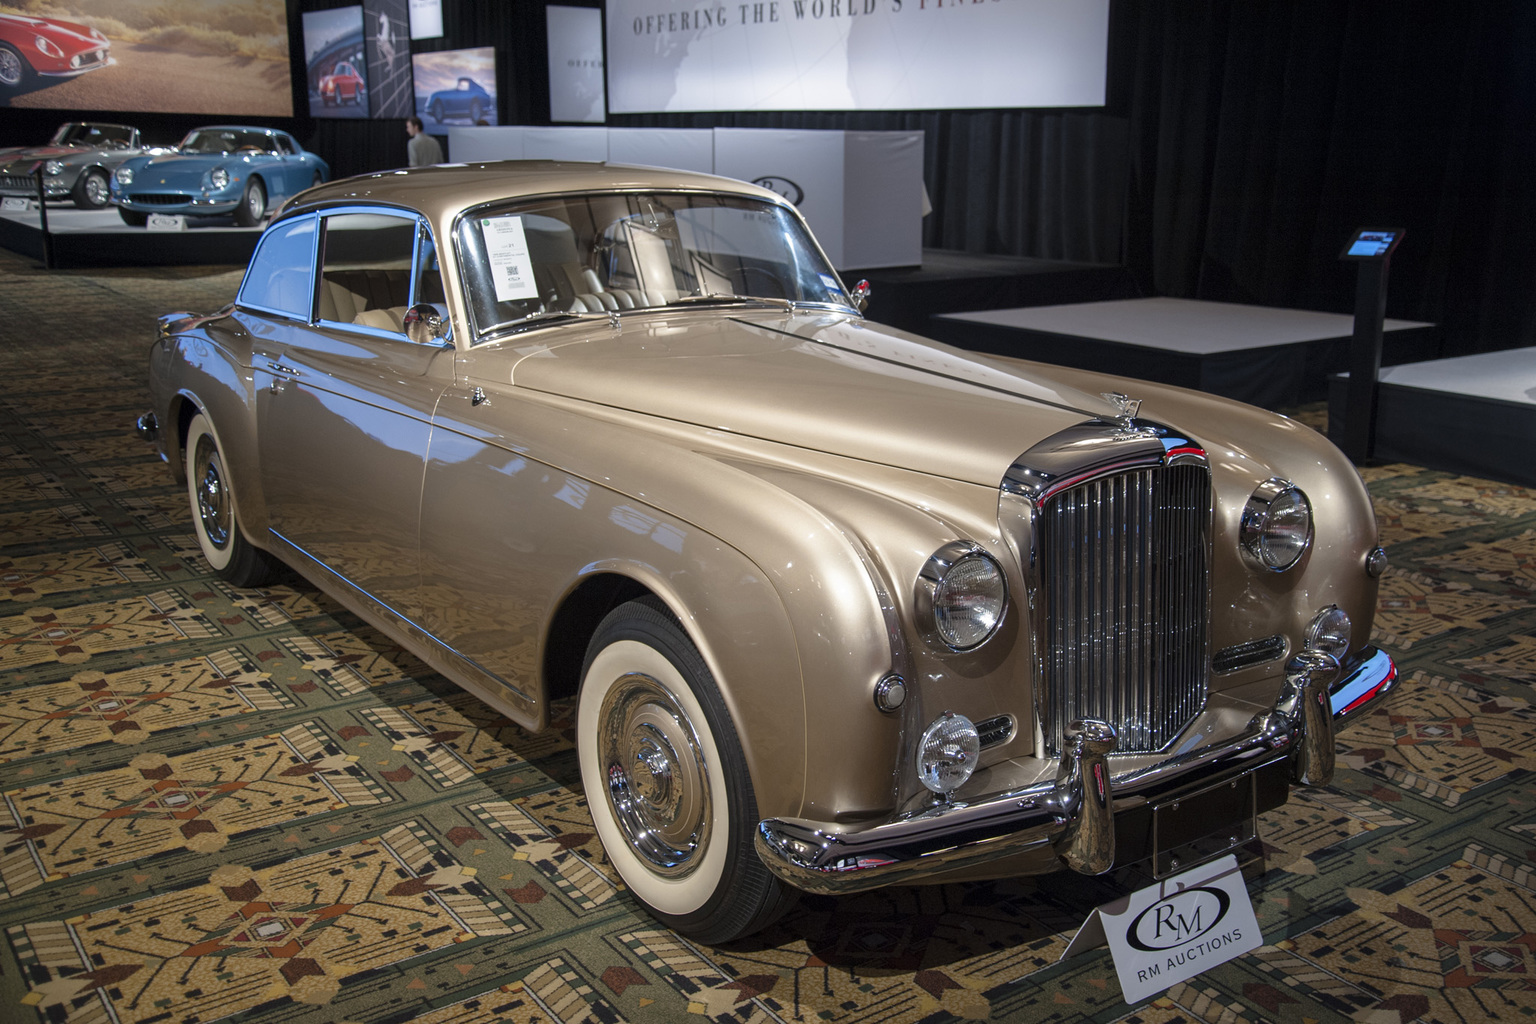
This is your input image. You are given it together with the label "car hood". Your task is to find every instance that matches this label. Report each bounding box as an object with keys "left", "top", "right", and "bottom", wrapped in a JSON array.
[
  {"left": 499, "top": 310, "right": 1129, "bottom": 487},
  {"left": 126, "top": 152, "right": 255, "bottom": 185},
  {"left": 0, "top": 13, "right": 100, "bottom": 43},
  {"left": 0, "top": 145, "right": 85, "bottom": 172}
]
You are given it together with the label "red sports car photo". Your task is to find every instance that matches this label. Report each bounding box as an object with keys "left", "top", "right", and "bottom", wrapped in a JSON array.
[
  {"left": 319, "top": 61, "right": 364, "bottom": 106},
  {"left": 0, "top": 12, "right": 112, "bottom": 91}
]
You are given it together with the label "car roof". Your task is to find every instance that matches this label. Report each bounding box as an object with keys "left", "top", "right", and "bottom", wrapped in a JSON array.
[{"left": 282, "top": 160, "right": 788, "bottom": 224}]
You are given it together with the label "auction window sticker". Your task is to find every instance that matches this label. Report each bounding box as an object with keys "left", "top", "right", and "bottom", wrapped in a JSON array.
[{"left": 480, "top": 215, "right": 539, "bottom": 302}]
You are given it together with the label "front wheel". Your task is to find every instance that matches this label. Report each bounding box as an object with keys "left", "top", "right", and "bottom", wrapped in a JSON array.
[
  {"left": 73, "top": 168, "right": 110, "bottom": 209},
  {"left": 185, "top": 412, "right": 279, "bottom": 587},
  {"left": 233, "top": 176, "right": 266, "bottom": 227},
  {"left": 577, "top": 598, "right": 793, "bottom": 943}
]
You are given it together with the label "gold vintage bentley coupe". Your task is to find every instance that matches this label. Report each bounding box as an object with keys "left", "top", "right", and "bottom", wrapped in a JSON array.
[{"left": 137, "top": 161, "right": 1398, "bottom": 942}]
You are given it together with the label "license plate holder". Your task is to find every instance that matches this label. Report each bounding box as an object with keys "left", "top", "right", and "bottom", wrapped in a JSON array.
[{"left": 1150, "top": 769, "right": 1260, "bottom": 878}]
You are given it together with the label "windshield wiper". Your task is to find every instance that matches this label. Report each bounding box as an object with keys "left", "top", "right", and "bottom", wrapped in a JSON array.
[
  {"left": 479, "top": 309, "right": 601, "bottom": 335},
  {"left": 667, "top": 294, "right": 788, "bottom": 308}
]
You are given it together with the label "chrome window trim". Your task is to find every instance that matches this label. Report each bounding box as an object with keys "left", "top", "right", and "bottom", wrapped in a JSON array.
[
  {"left": 309, "top": 206, "right": 442, "bottom": 342},
  {"left": 234, "top": 210, "right": 319, "bottom": 321}
]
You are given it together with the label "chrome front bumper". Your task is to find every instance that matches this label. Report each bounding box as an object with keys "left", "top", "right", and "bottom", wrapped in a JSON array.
[{"left": 755, "top": 646, "right": 1397, "bottom": 895}]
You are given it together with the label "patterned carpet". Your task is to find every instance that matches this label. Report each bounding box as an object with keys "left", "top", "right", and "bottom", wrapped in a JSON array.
[{"left": 2, "top": 244, "right": 1535, "bottom": 1024}]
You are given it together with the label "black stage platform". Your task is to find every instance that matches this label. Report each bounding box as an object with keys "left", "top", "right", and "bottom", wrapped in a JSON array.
[
  {"left": 848, "top": 250, "right": 1137, "bottom": 336},
  {"left": 1328, "top": 347, "right": 1536, "bottom": 487},
  {"left": 0, "top": 204, "right": 261, "bottom": 267},
  {"left": 929, "top": 297, "right": 1440, "bottom": 408}
]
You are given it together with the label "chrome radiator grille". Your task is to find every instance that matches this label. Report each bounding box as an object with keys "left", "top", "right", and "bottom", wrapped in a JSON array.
[{"left": 1038, "top": 464, "right": 1211, "bottom": 754}]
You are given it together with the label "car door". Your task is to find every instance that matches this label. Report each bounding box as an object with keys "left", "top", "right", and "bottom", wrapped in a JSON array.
[{"left": 253, "top": 208, "right": 452, "bottom": 624}]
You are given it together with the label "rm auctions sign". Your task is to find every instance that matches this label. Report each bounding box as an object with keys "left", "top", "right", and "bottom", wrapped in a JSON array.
[
  {"left": 605, "top": 0, "right": 1109, "bottom": 112},
  {"left": 1062, "top": 854, "right": 1262, "bottom": 1004}
]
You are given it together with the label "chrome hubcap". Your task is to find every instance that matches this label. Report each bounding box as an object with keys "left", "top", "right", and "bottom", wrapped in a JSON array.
[
  {"left": 0, "top": 50, "right": 21, "bottom": 86},
  {"left": 193, "top": 437, "right": 231, "bottom": 550},
  {"left": 84, "top": 174, "right": 107, "bottom": 206},
  {"left": 598, "top": 673, "right": 710, "bottom": 876}
]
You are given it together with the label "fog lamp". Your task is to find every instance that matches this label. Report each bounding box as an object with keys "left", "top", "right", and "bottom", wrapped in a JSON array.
[
  {"left": 1240, "top": 479, "right": 1312, "bottom": 571},
  {"left": 916, "top": 711, "right": 980, "bottom": 795},
  {"left": 1305, "top": 605, "right": 1351, "bottom": 661},
  {"left": 1366, "top": 546, "right": 1389, "bottom": 578}
]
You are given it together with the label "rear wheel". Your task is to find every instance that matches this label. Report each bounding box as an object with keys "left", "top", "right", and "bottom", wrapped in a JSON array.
[
  {"left": 233, "top": 177, "right": 266, "bottom": 227},
  {"left": 430, "top": 99, "right": 444, "bottom": 122},
  {"left": 577, "top": 598, "right": 793, "bottom": 943},
  {"left": 72, "top": 168, "right": 110, "bottom": 209},
  {"left": 185, "top": 412, "right": 279, "bottom": 587}
]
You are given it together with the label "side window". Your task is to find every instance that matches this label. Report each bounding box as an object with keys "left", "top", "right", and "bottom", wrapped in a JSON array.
[
  {"left": 414, "top": 222, "right": 446, "bottom": 308},
  {"left": 236, "top": 215, "right": 316, "bottom": 319},
  {"left": 317, "top": 212, "right": 417, "bottom": 334}
]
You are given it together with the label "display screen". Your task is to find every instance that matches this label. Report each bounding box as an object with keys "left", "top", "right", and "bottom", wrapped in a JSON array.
[
  {"left": 364, "top": 0, "right": 414, "bottom": 118},
  {"left": 408, "top": 0, "right": 443, "bottom": 40},
  {"left": 303, "top": 7, "right": 367, "bottom": 119},
  {"left": 0, "top": 0, "right": 293, "bottom": 116},
  {"left": 412, "top": 46, "right": 499, "bottom": 126},
  {"left": 605, "top": 0, "right": 1108, "bottom": 113},
  {"left": 547, "top": 6, "right": 605, "bottom": 123},
  {"left": 1347, "top": 230, "right": 1398, "bottom": 258}
]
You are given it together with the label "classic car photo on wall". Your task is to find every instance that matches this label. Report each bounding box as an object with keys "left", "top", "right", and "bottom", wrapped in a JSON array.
[
  {"left": 0, "top": 122, "right": 144, "bottom": 208},
  {"left": 134, "top": 161, "right": 1399, "bottom": 943},
  {"left": 109, "top": 125, "right": 329, "bottom": 227},
  {"left": 0, "top": 12, "right": 112, "bottom": 93}
]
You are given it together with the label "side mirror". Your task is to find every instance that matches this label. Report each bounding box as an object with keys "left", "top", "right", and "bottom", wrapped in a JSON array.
[
  {"left": 404, "top": 303, "right": 451, "bottom": 346},
  {"left": 851, "top": 279, "right": 871, "bottom": 313}
]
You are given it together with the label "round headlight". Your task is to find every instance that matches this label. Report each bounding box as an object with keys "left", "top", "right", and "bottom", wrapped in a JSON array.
[
  {"left": 43, "top": 160, "right": 63, "bottom": 177},
  {"left": 209, "top": 167, "right": 230, "bottom": 190},
  {"left": 917, "top": 543, "right": 1008, "bottom": 651},
  {"left": 916, "top": 711, "right": 980, "bottom": 795},
  {"left": 34, "top": 35, "right": 64, "bottom": 59},
  {"left": 1305, "top": 605, "right": 1351, "bottom": 661},
  {"left": 1240, "top": 479, "right": 1312, "bottom": 571},
  {"left": 115, "top": 166, "right": 134, "bottom": 186}
]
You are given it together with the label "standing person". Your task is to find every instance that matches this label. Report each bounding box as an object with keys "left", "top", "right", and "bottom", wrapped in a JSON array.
[{"left": 406, "top": 117, "right": 443, "bottom": 166}]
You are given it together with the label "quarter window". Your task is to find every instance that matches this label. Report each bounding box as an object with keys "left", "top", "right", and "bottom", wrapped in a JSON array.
[{"left": 237, "top": 215, "right": 316, "bottom": 319}]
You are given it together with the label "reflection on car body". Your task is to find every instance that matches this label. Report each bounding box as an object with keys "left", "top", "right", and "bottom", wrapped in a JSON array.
[{"left": 137, "top": 160, "right": 1399, "bottom": 943}]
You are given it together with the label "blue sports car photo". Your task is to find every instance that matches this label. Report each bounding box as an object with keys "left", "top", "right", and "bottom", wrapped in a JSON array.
[
  {"left": 109, "top": 126, "right": 330, "bottom": 228},
  {"left": 425, "top": 76, "right": 492, "bottom": 124}
]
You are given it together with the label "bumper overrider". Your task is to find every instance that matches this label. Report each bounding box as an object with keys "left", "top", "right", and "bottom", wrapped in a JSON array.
[{"left": 755, "top": 646, "right": 1397, "bottom": 894}]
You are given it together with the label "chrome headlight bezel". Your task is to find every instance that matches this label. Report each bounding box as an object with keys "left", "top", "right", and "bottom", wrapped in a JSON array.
[
  {"left": 915, "top": 541, "right": 1008, "bottom": 652},
  {"left": 43, "top": 160, "right": 64, "bottom": 177},
  {"left": 1239, "top": 478, "right": 1313, "bottom": 572},
  {"left": 34, "top": 34, "right": 64, "bottom": 59},
  {"left": 114, "top": 166, "right": 134, "bottom": 186},
  {"left": 209, "top": 167, "right": 231, "bottom": 190}
]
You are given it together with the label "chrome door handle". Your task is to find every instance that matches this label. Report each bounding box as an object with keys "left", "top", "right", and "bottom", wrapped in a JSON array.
[{"left": 266, "top": 360, "right": 300, "bottom": 376}]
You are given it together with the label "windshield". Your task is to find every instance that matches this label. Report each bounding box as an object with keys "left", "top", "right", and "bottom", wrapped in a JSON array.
[
  {"left": 52, "top": 123, "right": 133, "bottom": 148},
  {"left": 178, "top": 129, "right": 276, "bottom": 156},
  {"left": 455, "top": 192, "right": 853, "bottom": 341}
]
